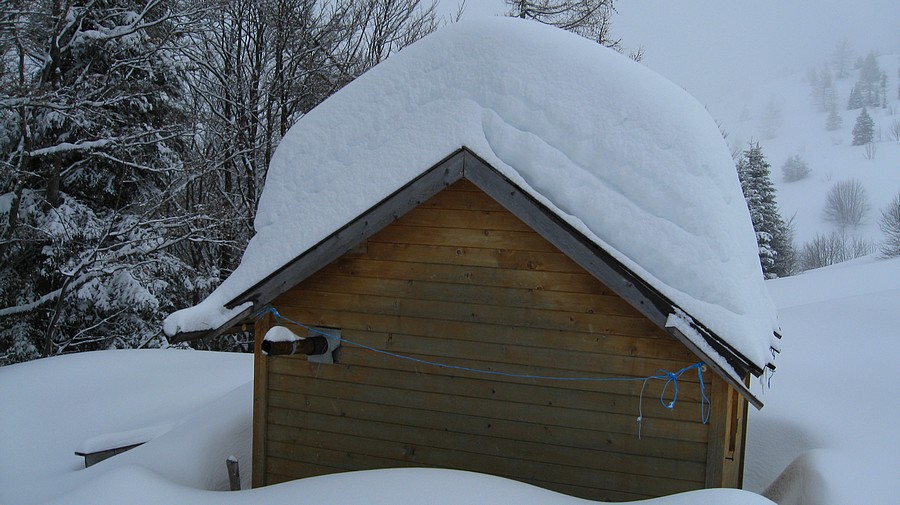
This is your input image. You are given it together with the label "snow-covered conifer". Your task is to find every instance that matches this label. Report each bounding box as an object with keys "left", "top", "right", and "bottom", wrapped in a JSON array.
[
  {"left": 736, "top": 142, "right": 794, "bottom": 278},
  {"left": 847, "top": 84, "right": 863, "bottom": 109},
  {"left": 851, "top": 108, "right": 875, "bottom": 145},
  {"left": 781, "top": 155, "right": 811, "bottom": 182},
  {"left": 825, "top": 105, "right": 843, "bottom": 131},
  {"left": 0, "top": 1, "right": 205, "bottom": 363}
]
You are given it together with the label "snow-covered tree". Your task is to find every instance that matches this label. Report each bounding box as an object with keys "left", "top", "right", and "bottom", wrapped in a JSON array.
[
  {"left": 781, "top": 154, "right": 811, "bottom": 182},
  {"left": 0, "top": 1, "right": 212, "bottom": 364},
  {"left": 758, "top": 97, "right": 782, "bottom": 140},
  {"left": 825, "top": 105, "right": 843, "bottom": 131},
  {"left": 878, "top": 192, "right": 900, "bottom": 257},
  {"left": 854, "top": 51, "right": 884, "bottom": 108},
  {"left": 811, "top": 65, "right": 837, "bottom": 113},
  {"left": 851, "top": 108, "right": 875, "bottom": 146},
  {"left": 831, "top": 38, "right": 852, "bottom": 79},
  {"left": 847, "top": 84, "right": 863, "bottom": 109},
  {"left": 736, "top": 142, "right": 794, "bottom": 278}
]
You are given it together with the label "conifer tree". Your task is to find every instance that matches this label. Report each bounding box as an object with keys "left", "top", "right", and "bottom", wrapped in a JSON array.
[
  {"left": 825, "top": 105, "right": 843, "bottom": 131},
  {"left": 851, "top": 108, "right": 875, "bottom": 145},
  {"left": 781, "top": 155, "right": 811, "bottom": 182},
  {"left": 847, "top": 84, "right": 863, "bottom": 109},
  {"left": 846, "top": 51, "right": 886, "bottom": 110},
  {"left": 736, "top": 142, "right": 794, "bottom": 278},
  {"left": 812, "top": 66, "right": 837, "bottom": 113},
  {"left": 0, "top": 1, "right": 203, "bottom": 363}
]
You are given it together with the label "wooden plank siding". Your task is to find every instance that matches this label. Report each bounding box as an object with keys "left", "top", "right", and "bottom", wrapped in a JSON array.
[{"left": 255, "top": 180, "right": 737, "bottom": 500}]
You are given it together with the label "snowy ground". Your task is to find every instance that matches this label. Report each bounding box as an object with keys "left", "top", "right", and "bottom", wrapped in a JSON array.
[
  {"left": 745, "top": 256, "right": 900, "bottom": 504},
  {"left": 2, "top": 256, "right": 898, "bottom": 504}
]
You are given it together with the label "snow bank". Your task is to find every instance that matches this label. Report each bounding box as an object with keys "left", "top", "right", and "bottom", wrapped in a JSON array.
[
  {"left": 164, "top": 17, "right": 778, "bottom": 375},
  {"left": 0, "top": 350, "right": 252, "bottom": 505},
  {"left": 745, "top": 256, "right": 900, "bottom": 504},
  {"left": 75, "top": 422, "right": 173, "bottom": 455},
  {"left": 45, "top": 464, "right": 775, "bottom": 505}
]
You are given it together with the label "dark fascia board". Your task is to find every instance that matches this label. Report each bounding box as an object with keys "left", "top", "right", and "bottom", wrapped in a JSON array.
[{"left": 174, "top": 146, "right": 764, "bottom": 407}]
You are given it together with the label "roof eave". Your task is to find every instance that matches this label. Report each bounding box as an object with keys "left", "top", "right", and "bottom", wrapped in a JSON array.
[{"left": 169, "top": 147, "right": 767, "bottom": 407}]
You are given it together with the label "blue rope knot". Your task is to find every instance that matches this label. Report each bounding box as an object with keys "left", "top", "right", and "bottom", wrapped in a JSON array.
[{"left": 659, "top": 370, "right": 680, "bottom": 409}]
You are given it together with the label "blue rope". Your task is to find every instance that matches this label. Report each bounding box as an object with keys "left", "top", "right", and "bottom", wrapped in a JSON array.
[{"left": 258, "top": 306, "right": 710, "bottom": 426}]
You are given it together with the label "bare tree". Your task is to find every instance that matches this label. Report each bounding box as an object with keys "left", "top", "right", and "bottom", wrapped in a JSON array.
[
  {"left": 799, "top": 231, "right": 874, "bottom": 271},
  {"left": 831, "top": 38, "right": 853, "bottom": 79},
  {"left": 878, "top": 192, "right": 900, "bottom": 257},
  {"left": 176, "top": 0, "right": 437, "bottom": 280},
  {"left": 823, "top": 179, "right": 870, "bottom": 227},
  {"left": 505, "top": 0, "right": 622, "bottom": 51}
]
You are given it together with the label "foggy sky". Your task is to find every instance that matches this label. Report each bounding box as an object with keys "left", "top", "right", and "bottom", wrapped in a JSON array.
[{"left": 446, "top": 0, "right": 899, "bottom": 108}]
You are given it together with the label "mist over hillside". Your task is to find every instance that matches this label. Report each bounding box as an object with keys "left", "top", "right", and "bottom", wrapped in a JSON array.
[{"left": 713, "top": 53, "right": 899, "bottom": 256}]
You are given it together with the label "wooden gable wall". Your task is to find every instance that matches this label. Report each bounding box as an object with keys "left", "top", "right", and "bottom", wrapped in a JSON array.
[{"left": 252, "top": 180, "right": 746, "bottom": 501}]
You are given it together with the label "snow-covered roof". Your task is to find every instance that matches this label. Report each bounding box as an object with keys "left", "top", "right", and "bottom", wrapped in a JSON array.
[{"left": 164, "top": 18, "right": 779, "bottom": 385}]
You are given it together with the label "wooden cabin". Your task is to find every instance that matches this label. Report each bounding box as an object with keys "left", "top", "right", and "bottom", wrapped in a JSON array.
[
  {"left": 165, "top": 18, "right": 779, "bottom": 503},
  {"left": 243, "top": 150, "right": 752, "bottom": 501}
]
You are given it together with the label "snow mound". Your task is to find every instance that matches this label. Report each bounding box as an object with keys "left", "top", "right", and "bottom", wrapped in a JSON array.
[
  {"left": 745, "top": 256, "right": 900, "bottom": 504},
  {"left": 164, "top": 17, "right": 778, "bottom": 374},
  {"left": 0, "top": 350, "right": 252, "bottom": 505}
]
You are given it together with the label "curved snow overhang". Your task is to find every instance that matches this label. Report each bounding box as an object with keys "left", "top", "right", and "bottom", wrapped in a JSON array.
[{"left": 170, "top": 148, "right": 773, "bottom": 408}]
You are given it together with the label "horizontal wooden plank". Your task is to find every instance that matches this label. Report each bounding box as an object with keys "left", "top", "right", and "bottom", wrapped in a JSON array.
[
  {"left": 370, "top": 225, "right": 559, "bottom": 252},
  {"left": 363, "top": 332, "right": 704, "bottom": 384},
  {"left": 364, "top": 242, "right": 585, "bottom": 273},
  {"left": 267, "top": 424, "right": 702, "bottom": 497},
  {"left": 267, "top": 371, "right": 710, "bottom": 442},
  {"left": 442, "top": 179, "right": 482, "bottom": 192},
  {"left": 269, "top": 444, "right": 408, "bottom": 474},
  {"left": 268, "top": 352, "right": 710, "bottom": 409},
  {"left": 294, "top": 273, "right": 638, "bottom": 316},
  {"left": 267, "top": 405, "right": 706, "bottom": 481},
  {"left": 266, "top": 313, "right": 703, "bottom": 384},
  {"left": 267, "top": 388, "right": 708, "bottom": 461},
  {"left": 395, "top": 207, "right": 534, "bottom": 232},
  {"left": 310, "top": 256, "right": 606, "bottom": 293},
  {"left": 270, "top": 305, "right": 690, "bottom": 360},
  {"left": 420, "top": 187, "right": 508, "bottom": 211},
  {"left": 266, "top": 456, "right": 344, "bottom": 479},
  {"left": 276, "top": 291, "right": 660, "bottom": 337}
]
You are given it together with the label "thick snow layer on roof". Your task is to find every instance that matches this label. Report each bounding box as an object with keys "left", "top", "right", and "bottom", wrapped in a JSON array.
[{"left": 164, "top": 18, "right": 778, "bottom": 372}]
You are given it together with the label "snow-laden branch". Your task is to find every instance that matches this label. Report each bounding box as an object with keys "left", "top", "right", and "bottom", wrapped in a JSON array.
[
  {"left": 0, "top": 270, "right": 101, "bottom": 317},
  {"left": 27, "top": 138, "right": 115, "bottom": 158}
]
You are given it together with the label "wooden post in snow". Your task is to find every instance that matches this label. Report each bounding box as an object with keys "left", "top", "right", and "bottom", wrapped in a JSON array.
[{"left": 226, "top": 456, "right": 241, "bottom": 491}]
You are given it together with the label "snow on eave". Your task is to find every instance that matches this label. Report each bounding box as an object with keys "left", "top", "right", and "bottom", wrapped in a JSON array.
[{"left": 164, "top": 17, "right": 780, "bottom": 378}]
